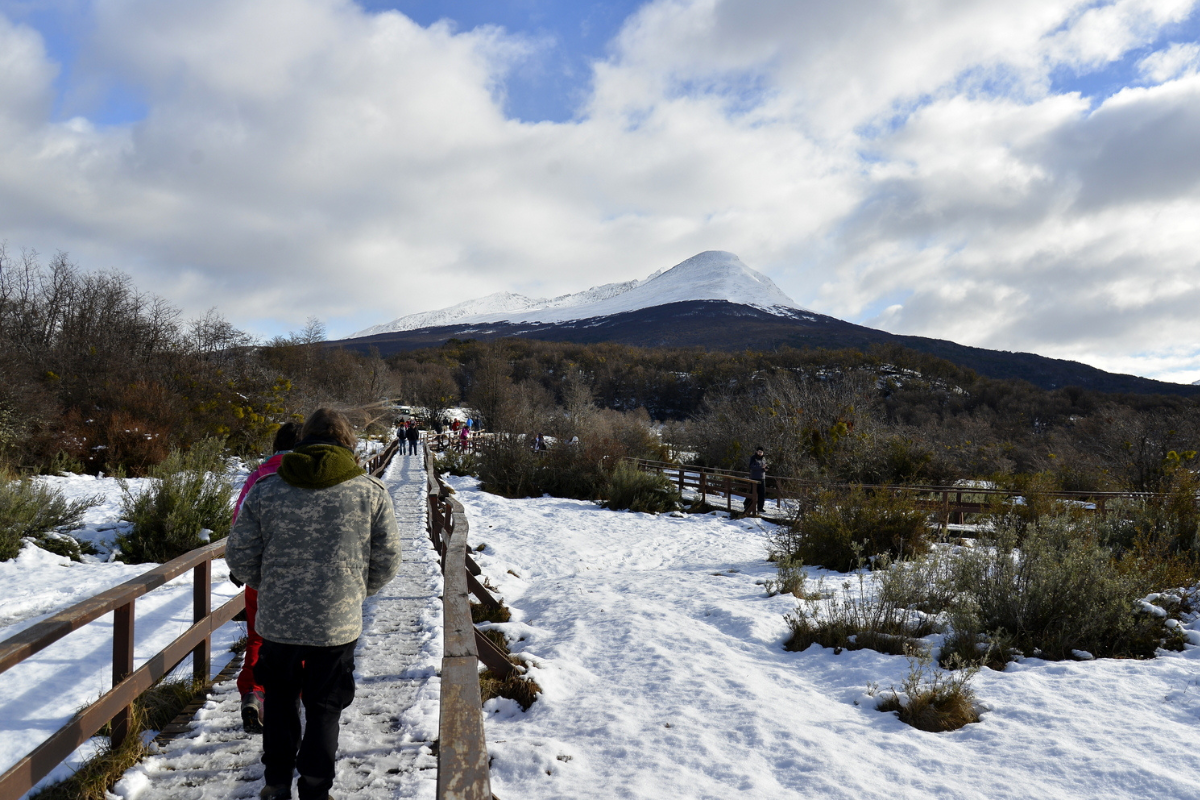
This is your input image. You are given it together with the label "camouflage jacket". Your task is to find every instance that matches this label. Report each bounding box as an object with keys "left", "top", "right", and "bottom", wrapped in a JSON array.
[{"left": 227, "top": 446, "right": 401, "bottom": 647}]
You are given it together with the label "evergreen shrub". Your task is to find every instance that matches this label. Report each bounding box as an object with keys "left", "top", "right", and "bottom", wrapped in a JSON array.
[
  {"left": 949, "top": 515, "right": 1182, "bottom": 661},
  {"left": 438, "top": 449, "right": 479, "bottom": 477},
  {"left": 784, "top": 486, "right": 932, "bottom": 572},
  {"left": 0, "top": 477, "right": 99, "bottom": 561},
  {"left": 118, "top": 438, "right": 233, "bottom": 563},
  {"left": 602, "top": 462, "right": 680, "bottom": 513},
  {"left": 476, "top": 433, "right": 542, "bottom": 498}
]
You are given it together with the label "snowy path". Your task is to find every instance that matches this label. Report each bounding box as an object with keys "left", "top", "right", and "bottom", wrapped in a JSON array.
[{"left": 110, "top": 451, "right": 443, "bottom": 800}]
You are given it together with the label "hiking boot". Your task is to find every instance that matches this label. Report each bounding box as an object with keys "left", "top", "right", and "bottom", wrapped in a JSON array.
[
  {"left": 259, "top": 784, "right": 291, "bottom": 800},
  {"left": 241, "top": 691, "right": 264, "bottom": 734},
  {"left": 297, "top": 775, "right": 333, "bottom": 800}
]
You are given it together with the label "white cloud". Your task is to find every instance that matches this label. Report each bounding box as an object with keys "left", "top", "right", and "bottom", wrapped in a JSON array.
[
  {"left": 1138, "top": 40, "right": 1200, "bottom": 80},
  {"left": 0, "top": 0, "right": 1198, "bottom": 384}
]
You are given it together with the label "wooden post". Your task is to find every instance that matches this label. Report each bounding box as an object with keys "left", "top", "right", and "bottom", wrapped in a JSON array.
[
  {"left": 700, "top": 471, "right": 707, "bottom": 505},
  {"left": 678, "top": 467, "right": 684, "bottom": 495},
  {"left": 193, "top": 559, "right": 211, "bottom": 686},
  {"left": 111, "top": 602, "right": 135, "bottom": 748},
  {"left": 725, "top": 476, "right": 731, "bottom": 513}
]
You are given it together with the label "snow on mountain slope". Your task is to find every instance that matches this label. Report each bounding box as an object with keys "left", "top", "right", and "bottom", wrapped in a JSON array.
[
  {"left": 353, "top": 292, "right": 543, "bottom": 338},
  {"left": 351, "top": 252, "right": 801, "bottom": 337}
]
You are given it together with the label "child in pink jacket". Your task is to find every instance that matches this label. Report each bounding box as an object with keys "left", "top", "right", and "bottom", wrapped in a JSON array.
[{"left": 232, "top": 421, "right": 302, "bottom": 733}]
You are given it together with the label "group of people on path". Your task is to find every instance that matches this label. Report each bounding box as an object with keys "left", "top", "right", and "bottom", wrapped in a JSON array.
[
  {"left": 227, "top": 408, "right": 402, "bottom": 800},
  {"left": 400, "top": 419, "right": 422, "bottom": 456}
]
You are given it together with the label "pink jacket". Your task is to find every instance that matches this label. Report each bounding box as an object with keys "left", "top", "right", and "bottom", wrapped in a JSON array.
[{"left": 232, "top": 453, "right": 286, "bottom": 524}]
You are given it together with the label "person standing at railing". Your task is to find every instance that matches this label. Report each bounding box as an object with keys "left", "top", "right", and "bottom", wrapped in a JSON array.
[
  {"left": 748, "top": 446, "right": 768, "bottom": 514},
  {"left": 228, "top": 408, "right": 401, "bottom": 800},
  {"left": 230, "top": 421, "right": 303, "bottom": 735}
]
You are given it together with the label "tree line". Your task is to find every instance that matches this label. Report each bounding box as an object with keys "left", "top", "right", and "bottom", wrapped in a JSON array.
[
  {"left": 0, "top": 246, "right": 398, "bottom": 474},
  {"left": 387, "top": 337, "right": 1200, "bottom": 494},
  {"left": 3, "top": 246, "right": 1197, "bottom": 497}
]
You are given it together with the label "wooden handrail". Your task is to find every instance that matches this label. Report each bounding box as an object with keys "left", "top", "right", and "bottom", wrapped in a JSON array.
[
  {"left": 424, "top": 447, "right": 493, "bottom": 800},
  {"left": 0, "top": 538, "right": 245, "bottom": 799},
  {"left": 0, "top": 538, "right": 232, "bottom": 677}
]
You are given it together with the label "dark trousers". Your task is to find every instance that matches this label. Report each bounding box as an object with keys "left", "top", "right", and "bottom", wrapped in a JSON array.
[
  {"left": 755, "top": 479, "right": 767, "bottom": 512},
  {"left": 407, "top": 438, "right": 418, "bottom": 455},
  {"left": 254, "top": 638, "right": 357, "bottom": 799}
]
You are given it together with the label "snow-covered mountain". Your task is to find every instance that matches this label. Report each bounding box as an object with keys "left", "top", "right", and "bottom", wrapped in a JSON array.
[{"left": 352, "top": 251, "right": 803, "bottom": 337}]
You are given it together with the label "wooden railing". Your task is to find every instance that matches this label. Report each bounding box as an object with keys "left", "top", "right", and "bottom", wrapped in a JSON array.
[
  {"left": 629, "top": 458, "right": 760, "bottom": 514},
  {"left": 424, "top": 447, "right": 515, "bottom": 800},
  {"left": 424, "top": 430, "right": 482, "bottom": 454},
  {"left": 365, "top": 437, "right": 401, "bottom": 476},
  {"left": 0, "top": 539, "right": 246, "bottom": 799},
  {"left": 0, "top": 439, "right": 402, "bottom": 799},
  {"left": 628, "top": 458, "right": 1176, "bottom": 527}
]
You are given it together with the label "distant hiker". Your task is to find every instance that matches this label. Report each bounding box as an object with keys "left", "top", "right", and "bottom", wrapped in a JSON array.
[
  {"left": 228, "top": 408, "right": 401, "bottom": 800},
  {"left": 230, "top": 421, "right": 303, "bottom": 735},
  {"left": 458, "top": 426, "right": 469, "bottom": 451},
  {"left": 405, "top": 420, "right": 420, "bottom": 456},
  {"left": 748, "top": 447, "right": 767, "bottom": 514},
  {"left": 532, "top": 433, "right": 547, "bottom": 452},
  {"left": 451, "top": 418, "right": 461, "bottom": 433}
]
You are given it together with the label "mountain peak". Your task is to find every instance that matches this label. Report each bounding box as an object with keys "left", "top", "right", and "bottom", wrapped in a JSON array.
[
  {"left": 637, "top": 251, "right": 797, "bottom": 309},
  {"left": 350, "top": 251, "right": 802, "bottom": 337}
]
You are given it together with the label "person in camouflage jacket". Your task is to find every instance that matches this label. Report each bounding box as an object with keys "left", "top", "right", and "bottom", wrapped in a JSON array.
[{"left": 228, "top": 408, "right": 401, "bottom": 800}]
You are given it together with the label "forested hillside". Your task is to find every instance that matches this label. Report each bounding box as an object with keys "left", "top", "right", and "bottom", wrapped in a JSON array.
[{"left": 389, "top": 337, "right": 1200, "bottom": 493}]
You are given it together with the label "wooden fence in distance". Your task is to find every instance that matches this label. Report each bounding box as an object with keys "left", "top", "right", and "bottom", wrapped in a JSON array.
[
  {"left": 0, "top": 440, "right": 401, "bottom": 799},
  {"left": 629, "top": 458, "right": 760, "bottom": 514},
  {"left": 628, "top": 458, "right": 1175, "bottom": 528}
]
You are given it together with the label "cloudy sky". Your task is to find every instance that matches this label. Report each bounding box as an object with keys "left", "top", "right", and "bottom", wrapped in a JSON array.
[{"left": 1, "top": 0, "right": 1199, "bottom": 382}]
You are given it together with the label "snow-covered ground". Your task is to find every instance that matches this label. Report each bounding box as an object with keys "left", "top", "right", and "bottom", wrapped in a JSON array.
[
  {"left": 447, "top": 474, "right": 1200, "bottom": 800},
  {"left": 8, "top": 464, "right": 1200, "bottom": 799}
]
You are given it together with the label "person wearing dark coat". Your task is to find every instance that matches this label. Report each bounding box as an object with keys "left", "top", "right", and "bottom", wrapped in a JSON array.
[
  {"left": 748, "top": 447, "right": 767, "bottom": 514},
  {"left": 405, "top": 421, "right": 420, "bottom": 455},
  {"left": 228, "top": 409, "right": 401, "bottom": 800}
]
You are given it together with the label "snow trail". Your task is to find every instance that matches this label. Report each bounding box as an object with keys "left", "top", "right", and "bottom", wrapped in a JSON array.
[{"left": 111, "top": 450, "right": 442, "bottom": 800}]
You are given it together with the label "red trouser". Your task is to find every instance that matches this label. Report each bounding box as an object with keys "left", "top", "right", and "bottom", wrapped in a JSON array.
[{"left": 237, "top": 587, "right": 266, "bottom": 695}]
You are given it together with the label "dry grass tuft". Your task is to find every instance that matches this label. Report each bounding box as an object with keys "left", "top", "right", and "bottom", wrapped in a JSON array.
[
  {"left": 784, "top": 565, "right": 939, "bottom": 656},
  {"left": 479, "top": 670, "right": 543, "bottom": 711},
  {"left": 471, "top": 601, "right": 512, "bottom": 624},
  {"left": 31, "top": 677, "right": 208, "bottom": 800},
  {"left": 475, "top": 628, "right": 541, "bottom": 710},
  {"left": 874, "top": 648, "right": 981, "bottom": 733}
]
